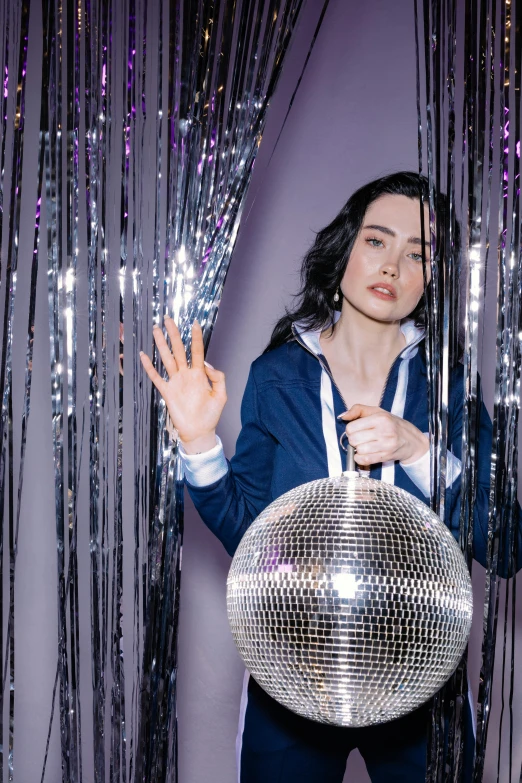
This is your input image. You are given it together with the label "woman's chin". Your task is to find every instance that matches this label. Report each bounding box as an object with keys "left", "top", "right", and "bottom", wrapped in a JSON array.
[{"left": 357, "top": 303, "right": 403, "bottom": 325}]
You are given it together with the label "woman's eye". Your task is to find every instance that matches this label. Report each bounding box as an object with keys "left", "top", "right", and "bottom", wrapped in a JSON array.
[
  {"left": 366, "top": 237, "right": 383, "bottom": 247},
  {"left": 409, "top": 252, "right": 424, "bottom": 262}
]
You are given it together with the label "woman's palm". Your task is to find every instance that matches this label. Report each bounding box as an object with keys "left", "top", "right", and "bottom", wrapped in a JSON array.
[{"left": 140, "top": 318, "right": 227, "bottom": 447}]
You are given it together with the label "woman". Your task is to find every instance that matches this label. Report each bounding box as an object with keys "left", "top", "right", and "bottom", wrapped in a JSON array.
[{"left": 140, "top": 172, "right": 497, "bottom": 782}]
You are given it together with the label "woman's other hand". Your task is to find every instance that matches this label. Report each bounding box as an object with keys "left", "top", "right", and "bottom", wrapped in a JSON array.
[
  {"left": 140, "top": 317, "right": 227, "bottom": 454},
  {"left": 338, "top": 404, "right": 429, "bottom": 467}
]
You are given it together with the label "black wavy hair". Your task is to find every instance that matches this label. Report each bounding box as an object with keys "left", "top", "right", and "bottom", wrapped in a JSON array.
[{"left": 264, "top": 171, "right": 452, "bottom": 354}]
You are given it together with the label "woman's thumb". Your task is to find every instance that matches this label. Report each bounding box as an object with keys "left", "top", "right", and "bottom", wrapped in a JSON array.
[{"left": 204, "top": 361, "right": 226, "bottom": 389}]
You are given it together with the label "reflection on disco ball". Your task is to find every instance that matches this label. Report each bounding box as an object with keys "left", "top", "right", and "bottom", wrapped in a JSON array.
[{"left": 227, "top": 474, "right": 473, "bottom": 727}]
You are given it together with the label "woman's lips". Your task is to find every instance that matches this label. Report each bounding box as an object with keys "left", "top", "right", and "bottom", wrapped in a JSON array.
[{"left": 368, "top": 285, "right": 397, "bottom": 300}]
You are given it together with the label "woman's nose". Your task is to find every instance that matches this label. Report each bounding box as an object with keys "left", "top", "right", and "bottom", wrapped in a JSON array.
[{"left": 380, "top": 258, "right": 400, "bottom": 279}]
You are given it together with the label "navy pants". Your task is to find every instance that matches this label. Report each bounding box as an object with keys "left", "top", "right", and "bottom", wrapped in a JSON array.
[{"left": 240, "top": 677, "right": 473, "bottom": 783}]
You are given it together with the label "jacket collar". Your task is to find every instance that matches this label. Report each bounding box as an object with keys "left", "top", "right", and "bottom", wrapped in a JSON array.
[{"left": 291, "top": 315, "right": 425, "bottom": 362}]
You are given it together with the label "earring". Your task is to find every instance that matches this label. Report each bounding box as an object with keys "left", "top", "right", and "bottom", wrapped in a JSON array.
[{"left": 333, "top": 288, "right": 340, "bottom": 303}]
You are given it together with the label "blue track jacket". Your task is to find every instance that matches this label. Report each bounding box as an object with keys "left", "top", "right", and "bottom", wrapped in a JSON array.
[{"left": 182, "top": 319, "right": 518, "bottom": 572}]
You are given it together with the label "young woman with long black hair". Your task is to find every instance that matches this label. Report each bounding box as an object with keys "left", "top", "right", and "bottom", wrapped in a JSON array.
[{"left": 140, "top": 172, "right": 500, "bottom": 782}]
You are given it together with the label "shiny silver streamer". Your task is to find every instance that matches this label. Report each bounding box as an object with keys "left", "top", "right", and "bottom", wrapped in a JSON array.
[
  {"left": 66, "top": 0, "right": 82, "bottom": 771},
  {"left": 44, "top": 0, "right": 85, "bottom": 776},
  {"left": 84, "top": 1, "right": 112, "bottom": 779},
  {"left": 416, "top": 0, "right": 522, "bottom": 780},
  {"left": 482, "top": 2, "right": 522, "bottom": 780},
  {"left": 0, "top": 4, "right": 31, "bottom": 781},
  {"left": 0, "top": 1, "right": 12, "bottom": 775}
]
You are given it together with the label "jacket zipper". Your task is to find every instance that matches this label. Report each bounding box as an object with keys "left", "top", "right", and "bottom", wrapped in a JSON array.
[
  {"left": 291, "top": 326, "right": 349, "bottom": 409},
  {"left": 291, "top": 324, "right": 424, "bottom": 411}
]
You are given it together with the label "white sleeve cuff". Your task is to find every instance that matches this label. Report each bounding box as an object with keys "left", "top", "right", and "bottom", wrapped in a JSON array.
[
  {"left": 400, "top": 435, "right": 462, "bottom": 498},
  {"left": 178, "top": 435, "right": 228, "bottom": 487},
  {"left": 446, "top": 449, "right": 462, "bottom": 487},
  {"left": 401, "top": 447, "right": 431, "bottom": 497}
]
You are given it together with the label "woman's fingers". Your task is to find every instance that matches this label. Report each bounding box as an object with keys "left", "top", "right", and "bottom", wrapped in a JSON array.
[
  {"left": 344, "top": 415, "right": 395, "bottom": 463},
  {"left": 164, "top": 316, "right": 188, "bottom": 370},
  {"left": 152, "top": 325, "right": 178, "bottom": 377},
  {"left": 139, "top": 350, "right": 166, "bottom": 392},
  {"left": 354, "top": 450, "right": 386, "bottom": 466},
  {"left": 339, "top": 404, "right": 379, "bottom": 422},
  {"left": 351, "top": 436, "right": 383, "bottom": 454},
  {"left": 191, "top": 321, "right": 205, "bottom": 370},
  {"left": 344, "top": 413, "right": 382, "bottom": 435},
  {"left": 346, "top": 425, "right": 377, "bottom": 447},
  {"left": 144, "top": 317, "right": 225, "bottom": 396},
  {"left": 341, "top": 405, "right": 427, "bottom": 465}
]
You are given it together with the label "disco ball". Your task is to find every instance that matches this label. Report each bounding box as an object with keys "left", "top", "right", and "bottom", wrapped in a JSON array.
[{"left": 227, "top": 472, "right": 473, "bottom": 727}]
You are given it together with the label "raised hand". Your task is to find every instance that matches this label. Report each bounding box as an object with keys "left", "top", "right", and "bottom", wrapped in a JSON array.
[
  {"left": 338, "top": 404, "right": 429, "bottom": 467},
  {"left": 140, "top": 317, "right": 227, "bottom": 453}
]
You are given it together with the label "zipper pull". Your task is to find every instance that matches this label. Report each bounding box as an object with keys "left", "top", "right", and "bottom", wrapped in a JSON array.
[{"left": 340, "top": 432, "right": 359, "bottom": 477}]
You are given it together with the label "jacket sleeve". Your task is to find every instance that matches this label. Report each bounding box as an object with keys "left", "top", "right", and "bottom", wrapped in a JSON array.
[
  {"left": 185, "top": 364, "right": 277, "bottom": 556},
  {"left": 447, "top": 373, "right": 522, "bottom": 576}
]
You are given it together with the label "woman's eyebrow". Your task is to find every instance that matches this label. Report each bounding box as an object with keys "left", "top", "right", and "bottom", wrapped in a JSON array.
[
  {"left": 408, "top": 235, "right": 431, "bottom": 247},
  {"left": 363, "top": 224, "right": 430, "bottom": 246},
  {"left": 363, "top": 223, "right": 395, "bottom": 236}
]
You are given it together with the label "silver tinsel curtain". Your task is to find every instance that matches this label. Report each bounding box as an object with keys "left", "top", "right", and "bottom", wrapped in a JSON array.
[
  {"left": 416, "top": 0, "right": 522, "bottom": 780},
  {"left": 0, "top": 0, "right": 331, "bottom": 779}
]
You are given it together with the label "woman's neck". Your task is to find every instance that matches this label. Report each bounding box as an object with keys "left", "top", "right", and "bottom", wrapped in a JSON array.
[{"left": 320, "top": 303, "right": 406, "bottom": 383}]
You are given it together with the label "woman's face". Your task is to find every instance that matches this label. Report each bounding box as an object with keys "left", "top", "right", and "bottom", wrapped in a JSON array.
[{"left": 339, "top": 194, "right": 431, "bottom": 324}]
